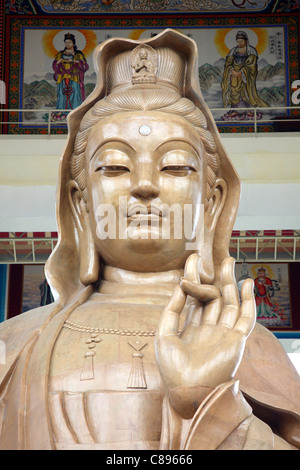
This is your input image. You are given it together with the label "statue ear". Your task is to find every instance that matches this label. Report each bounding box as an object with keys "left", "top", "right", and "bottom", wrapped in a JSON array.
[
  {"left": 200, "top": 178, "right": 227, "bottom": 284},
  {"left": 67, "top": 180, "right": 100, "bottom": 286}
]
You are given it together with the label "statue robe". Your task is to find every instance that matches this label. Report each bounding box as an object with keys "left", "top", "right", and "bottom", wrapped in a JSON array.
[{"left": 0, "top": 287, "right": 299, "bottom": 450}]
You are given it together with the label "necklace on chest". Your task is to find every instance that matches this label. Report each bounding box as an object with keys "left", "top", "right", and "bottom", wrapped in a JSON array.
[{"left": 62, "top": 319, "right": 158, "bottom": 389}]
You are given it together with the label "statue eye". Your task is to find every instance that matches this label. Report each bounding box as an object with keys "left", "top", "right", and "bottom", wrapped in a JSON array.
[
  {"left": 161, "top": 165, "right": 196, "bottom": 175},
  {"left": 95, "top": 165, "right": 130, "bottom": 175}
]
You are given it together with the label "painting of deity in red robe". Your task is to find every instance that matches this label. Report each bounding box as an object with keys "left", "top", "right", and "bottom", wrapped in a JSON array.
[
  {"left": 254, "top": 267, "right": 279, "bottom": 322},
  {"left": 236, "top": 263, "right": 291, "bottom": 328}
]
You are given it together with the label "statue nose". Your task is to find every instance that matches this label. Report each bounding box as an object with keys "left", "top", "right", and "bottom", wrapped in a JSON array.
[{"left": 130, "top": 176, "right": 159, "bottom": 200}]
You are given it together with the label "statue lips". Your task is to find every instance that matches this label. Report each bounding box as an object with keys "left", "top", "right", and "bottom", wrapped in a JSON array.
[{"left": 127, "top": 203, "right": 167, "bottom": 222}]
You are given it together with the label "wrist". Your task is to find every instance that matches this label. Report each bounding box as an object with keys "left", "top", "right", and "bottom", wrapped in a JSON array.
[
  {"left": 168, "top": 384, "right": 215, "bottom": 420},
  {"left": 161, "top": 380, "right": 253, "bottom": 450}
]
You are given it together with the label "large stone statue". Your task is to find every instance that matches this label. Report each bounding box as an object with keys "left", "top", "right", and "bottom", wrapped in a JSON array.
[{"left": 0, "top": 30, "right": 299, "bottom": 450}]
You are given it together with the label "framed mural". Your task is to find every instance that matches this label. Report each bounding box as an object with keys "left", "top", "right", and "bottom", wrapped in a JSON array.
[
  {"left": 3, "top": 13, "right": 300, "bottom": 134},
  {"left": 235, "top": 262, "right": 293, "bottom": 329},
  {"left": 4, "top": 0, "right": 300, "bottom": 15},
  {"left": 16, "top": 0, "right": 287, "bottom": 14}
]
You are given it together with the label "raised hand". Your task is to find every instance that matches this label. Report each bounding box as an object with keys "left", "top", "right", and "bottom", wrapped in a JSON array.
[{"left": 155, "top": 253, "right": 256, "bottom": 419}]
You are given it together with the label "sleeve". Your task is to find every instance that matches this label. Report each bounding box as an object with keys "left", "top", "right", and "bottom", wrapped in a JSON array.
[
  {"left": 237, "top": 323, "right": 300, "bottom": 449},
  {"left": 52, "top": 52, "right": 63, "bottom": 81},
  {"left": 75, "top": 52, "right": 89, "bottom": 72},
  {"left": 159, "top": 380, "right": 296, "bottom": 450}
]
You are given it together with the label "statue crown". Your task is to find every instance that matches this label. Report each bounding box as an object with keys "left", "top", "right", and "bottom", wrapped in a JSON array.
[{"left": 106, "top": 43, "right": 185, "bottom": 94}]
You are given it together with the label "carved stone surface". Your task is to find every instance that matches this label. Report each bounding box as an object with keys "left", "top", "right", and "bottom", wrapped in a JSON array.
[{"left": 0, "top": 29, "right": 299, "bottom": 450}]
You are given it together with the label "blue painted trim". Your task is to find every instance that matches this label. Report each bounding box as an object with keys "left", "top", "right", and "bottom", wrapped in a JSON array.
[{"left": 273, "top": 331, "right": 300, "bottom": 339}]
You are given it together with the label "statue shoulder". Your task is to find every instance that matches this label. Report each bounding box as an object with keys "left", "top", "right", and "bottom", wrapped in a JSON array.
[
  {"left": 242, "top": 322, "right": 296, "bottom": 371},
  {"left": 0, "top": 302, "right": 56, "bottom": 337},
  {"left": 0, "top": 303, "right": 58, "bottom": 375},
  {"left": 238, "top": 322, "right": 300, "bottom": 415}
]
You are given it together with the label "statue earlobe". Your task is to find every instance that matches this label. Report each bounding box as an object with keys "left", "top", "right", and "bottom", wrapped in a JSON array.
[
  {"left": 200, "top": 178, "right": 227, "bottom": 285},
  {"left": 67, "top": 180, "right": 100, "bottom": 286}
]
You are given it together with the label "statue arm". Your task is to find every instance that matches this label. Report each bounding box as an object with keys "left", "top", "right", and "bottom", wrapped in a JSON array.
[
  {"left": 160, "top": 381, "right": 297, "bottom": 450},
  {"left": 160, "top": 379, "right": 252, "bottom": 450},
  {"left": 237, "top": 322, "right": 300, "bottom": 449},
  {"left": 0, "top": 303, "right": 58, "bottom": 386}
]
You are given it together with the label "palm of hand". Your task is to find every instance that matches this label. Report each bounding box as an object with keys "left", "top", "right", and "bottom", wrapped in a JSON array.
[{"left": 155, "top": 254, "right": 256, "bottom": 418}]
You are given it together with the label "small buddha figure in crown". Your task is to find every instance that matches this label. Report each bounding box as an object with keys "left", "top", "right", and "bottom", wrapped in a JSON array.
[
  {"left": 131, "top": 44, "right": 158, "bottom": 84},
  {"left": 0, "top": 30, "right": 299, "bottom": 451}
]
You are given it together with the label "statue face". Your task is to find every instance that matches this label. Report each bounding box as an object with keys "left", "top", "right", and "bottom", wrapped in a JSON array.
[{"left": 83, "top": 111, "right": 206, "bottom": 272}]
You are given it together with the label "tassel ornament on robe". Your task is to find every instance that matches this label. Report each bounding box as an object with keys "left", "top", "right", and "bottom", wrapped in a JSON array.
[
  {"left": 80, "top": 333, "right": 101, "bottom": 381},
  {"left": 127, "top": 340, "right": 148, "bottom": 389},
  {"left": 62, "top": 321, "right": 156, "bottom": 384}
]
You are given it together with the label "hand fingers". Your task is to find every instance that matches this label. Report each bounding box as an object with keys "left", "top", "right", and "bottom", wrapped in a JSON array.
[
  {"left": 181, "top": 300, "right": 202, "bottom": 328},
  {"left": 182, "top": 253, "right": 222, "bottom": 328},
  {"left": 181, "top": 254, "right": 202, "bottom": 328},
  {"left": 200, "top": 297, "right": 222, "bottom": 326},
  {"left": 219, "top": 257, "right": 240, "bottom": 328},
  {"left": 184, "top": 253, "right": 200, "bottom": 284},
  {"left": 180, "top": 279, "right": 221, "bottom": 327},
  {"left": 180, "top": 279, "right": 222, "bottom": 327},
  {"left": 220, "top": 257, "right": 239, "bottom": 307},
  {"left": 234, "top": 278, "right": 256, "bottom": 336},
  {"left": 157, "top": 285, "right": 186, "bottom": 337},
  {"left": 180, "top": 279, "right": 220, "bottom": 303}
]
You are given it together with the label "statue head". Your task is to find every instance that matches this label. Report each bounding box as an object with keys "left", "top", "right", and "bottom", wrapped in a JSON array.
[
  {"left": 46, "top": 29, "right": 240, "bottom": 304},
  {"left": 138, "top": 48, "right": 148, "bottom": 59}
]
